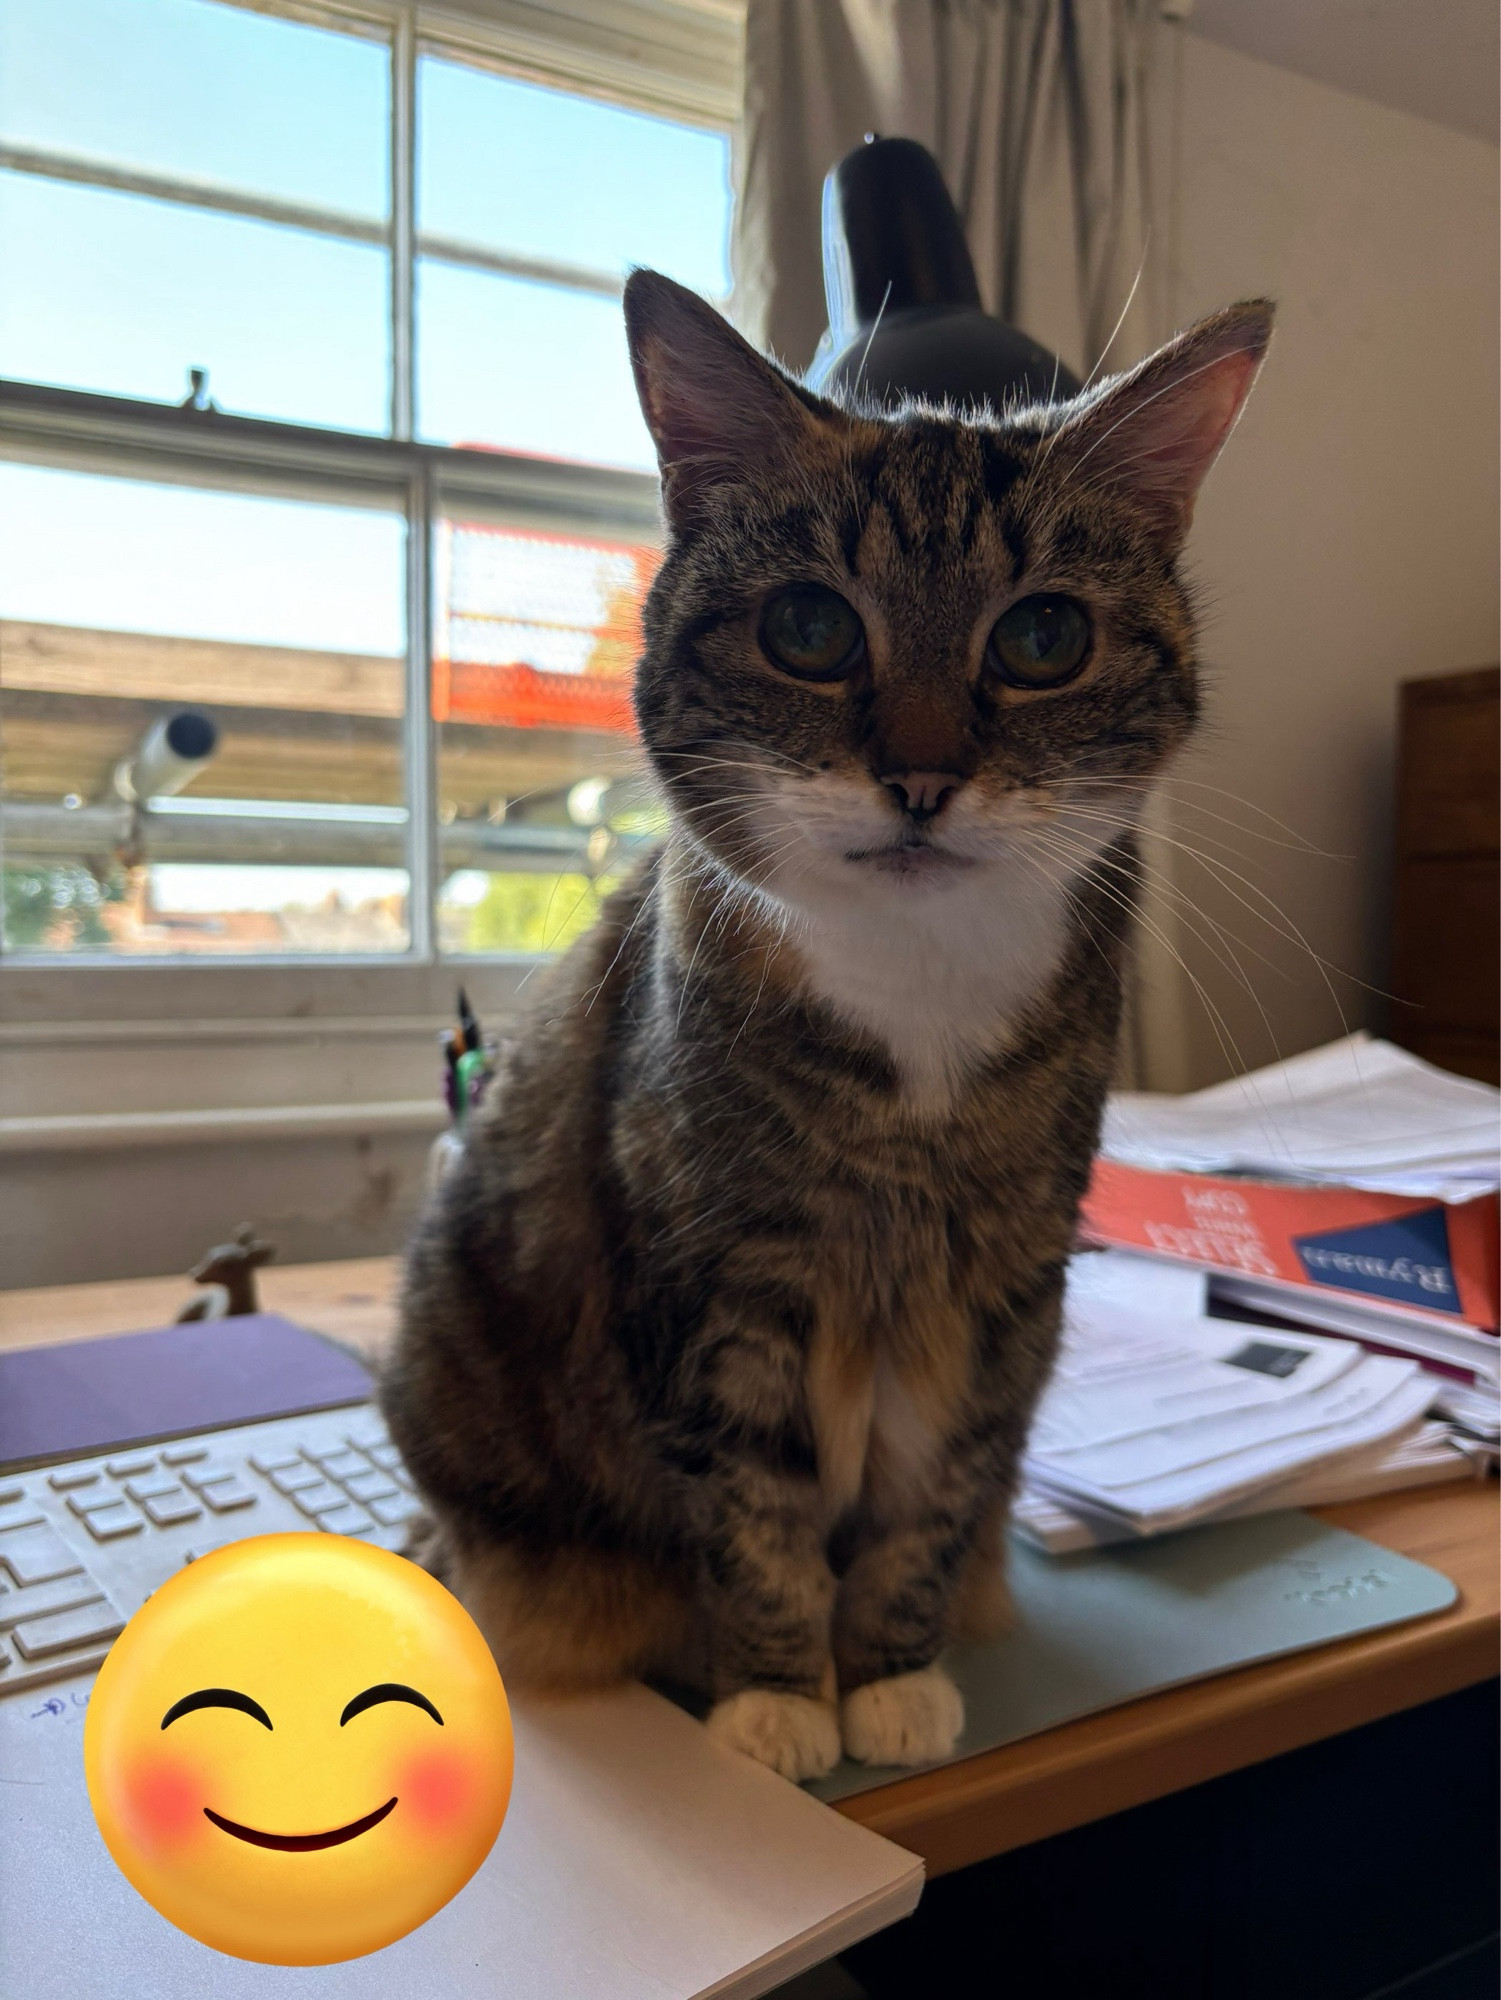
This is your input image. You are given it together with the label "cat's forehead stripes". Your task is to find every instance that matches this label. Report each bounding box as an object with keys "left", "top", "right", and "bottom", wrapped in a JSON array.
[{"left": 836, "top": 425, "right": 1034, "bottom": 584}]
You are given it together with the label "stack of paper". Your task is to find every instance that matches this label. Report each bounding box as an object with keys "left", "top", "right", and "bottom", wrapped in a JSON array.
[
  {"left": 1013, "top": 1252, "right": 1479, "bottom": 1553},
  {"left": 1102, "top": 1033, "right": 1500, "bottom": 1204},
  {"left": 1089, "top": 1034, "right": 1501, "bottom": 1386},
  {"left": 1015, "top": 1422, "right": 1476, "bottom": 1554}
]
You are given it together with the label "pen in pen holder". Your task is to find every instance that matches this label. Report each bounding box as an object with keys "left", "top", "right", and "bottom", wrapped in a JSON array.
[{"left": 428, "top": 1012, "right": 496, "bottom": 1194}]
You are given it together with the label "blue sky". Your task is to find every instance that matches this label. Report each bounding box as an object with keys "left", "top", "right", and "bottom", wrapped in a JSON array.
[
  {"left": 0, "top": 461, "right": 407, "bottom": 652},
  {"left": 0, "top": 0, "right": 730, "bottom": 461},
  {"left": 0, "top": 0, "right": 389, "bottom": 212}
]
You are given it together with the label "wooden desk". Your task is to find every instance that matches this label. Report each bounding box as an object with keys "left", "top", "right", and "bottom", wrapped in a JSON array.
[
  {"left": 0, "top": 1257, "right": 402, "bottom": 1364},
  {"left": 3, "top": 1257, "right": 1496, "bottom": 1880}
]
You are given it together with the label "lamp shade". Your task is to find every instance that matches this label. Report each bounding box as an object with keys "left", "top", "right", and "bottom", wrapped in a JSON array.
[{"left": 808, "top": 136, "right": 1081, "bottom": 411}]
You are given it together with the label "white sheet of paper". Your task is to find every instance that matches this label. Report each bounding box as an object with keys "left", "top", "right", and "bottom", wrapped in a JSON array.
[
  {"left": 1032, "top": 1321, "right": 1363, "bottom": 1454},
  {"left": 1014, "top": 1420, "right": 1471, "bottom": 1553},
  {"left": 1027, "top": 1362, "right": 1436, "bottom": 1528},
  {"left": 1038, "top": 1248, "right": 1442, "bottom": 1531},
  {"left": 1102, "top": 1034, "right": 1501, "bottom": 1200}
]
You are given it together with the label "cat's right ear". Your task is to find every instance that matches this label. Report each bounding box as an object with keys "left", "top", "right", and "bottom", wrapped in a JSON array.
[{"left": 625, "top": 270, "right": 833, "bottom": 532}]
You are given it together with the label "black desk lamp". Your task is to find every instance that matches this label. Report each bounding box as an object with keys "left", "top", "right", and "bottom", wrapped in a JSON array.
[{"left": 808, "top": 135, "right": 1081, "bottom": 411}]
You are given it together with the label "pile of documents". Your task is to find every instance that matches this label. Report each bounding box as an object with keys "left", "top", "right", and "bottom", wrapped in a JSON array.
[
  {"left": 1014, "top": 1251, "right": 1490, "bottom": 1555},
  {"left": 1083, "top": 1035, "right": 1500, "bottom": 1398},
  {"left": 1102, "top": 1033, "right": 1500, "bottom": 1207},
  {"left": 1021, "top": 1039, "right": 1500, "bottom": 1552}
]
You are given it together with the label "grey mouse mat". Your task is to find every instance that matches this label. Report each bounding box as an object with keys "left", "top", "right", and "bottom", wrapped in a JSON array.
[{"left": 808, "top": 1509, "right": 1458, "bottom": 1803}]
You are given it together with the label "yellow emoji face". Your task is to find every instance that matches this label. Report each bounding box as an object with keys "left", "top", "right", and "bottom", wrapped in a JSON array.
[{"left": 83, "top": 1535, "right": 512, "bottom": 1965}]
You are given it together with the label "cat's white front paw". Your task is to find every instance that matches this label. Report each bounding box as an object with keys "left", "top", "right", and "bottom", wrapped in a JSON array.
[
  {"left": 706, "top": 1688, "right": 842, "bottom": 1782},
  {"left": 841, "top": 1665, "right": 964, "bottom": 1766}
]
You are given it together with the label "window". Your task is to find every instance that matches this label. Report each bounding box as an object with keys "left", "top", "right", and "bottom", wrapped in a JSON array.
[
  {"left": 0, "top": 0, "right": 734, "bottom": 965},
  {"left": 416, "top": 59, "right": 731, "bottom": 465},
  {"left": 433, "top": 508, "right": 663, "bottom": 954},
  {"left": 1, "top": 459, "right": 410, "bottom": 955},
  {"left": 0, "top": 0, "right": 392, "bottom": 430}
]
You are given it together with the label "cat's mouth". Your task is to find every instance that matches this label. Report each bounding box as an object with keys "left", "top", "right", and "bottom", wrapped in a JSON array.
[{"left": 843, "top": 842, "right": 974, "bottom": 878}]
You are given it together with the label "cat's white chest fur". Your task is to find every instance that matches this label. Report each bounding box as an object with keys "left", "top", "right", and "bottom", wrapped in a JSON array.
[
  {"left": 749, "top": 769, "right": 1119, "bottom": 1112},
  {"left": 789, "top": 864, "right": 1072, "bottom": 1106}
]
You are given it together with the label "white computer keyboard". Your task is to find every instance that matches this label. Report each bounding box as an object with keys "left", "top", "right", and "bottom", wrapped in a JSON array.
[{"left": 0, "top": 1403, "right": 421, "bottom": 1699}]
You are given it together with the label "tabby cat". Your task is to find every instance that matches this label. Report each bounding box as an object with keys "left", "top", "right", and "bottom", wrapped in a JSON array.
[{"left": 381, "top": 271, "right": 1272, "bottom": 1782}]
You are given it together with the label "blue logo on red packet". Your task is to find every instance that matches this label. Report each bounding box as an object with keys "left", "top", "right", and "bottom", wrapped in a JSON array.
[{"left": 1292, "top": 1206, "right": 1462, "bottom": 1315}]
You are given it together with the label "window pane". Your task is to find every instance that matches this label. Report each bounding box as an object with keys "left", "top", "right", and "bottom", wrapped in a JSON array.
[
  {"left": 0, "top": 173, "right": 389, "bottom": 429},
  {"left": 433, "top": 512, "right": 662, "bottom": 956},
  {"left": 418, "top": 59, "right": 730, "bottom": 293},
  {"left": 418, "top": 262, "right": 652, "bottom": 468},
  {"left": 0, "top": 462, "right": 409, "bottom": 957},
  {"left": 0, "top": 0, "right": 389, "bottom": 218}
]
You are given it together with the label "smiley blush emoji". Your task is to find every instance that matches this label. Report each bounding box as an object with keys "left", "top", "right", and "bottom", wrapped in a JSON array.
[{"left": 84, "top": 1534, "right": 513, "bottom": 1964}]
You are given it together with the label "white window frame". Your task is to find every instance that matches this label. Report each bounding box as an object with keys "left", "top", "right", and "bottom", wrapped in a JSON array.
[{"left": 0, "top": 0, "right": 741, "bottom": 1018}]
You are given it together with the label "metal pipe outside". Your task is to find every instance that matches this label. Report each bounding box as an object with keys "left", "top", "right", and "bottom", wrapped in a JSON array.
[{"left": 2, "top": 801, "right": 646, "bottom": 873}]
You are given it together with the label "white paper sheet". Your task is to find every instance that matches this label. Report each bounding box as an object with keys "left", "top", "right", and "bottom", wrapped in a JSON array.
[
  {"left": 1044, "top": 1249, "right": 1445, "bottom": 1533},
  {"left": 1014, "top": 1420, "right": 1475, "bottom": 1553},
  {"left": 1101, "top": 1033, "right": 1500, "bottom": 1201}
]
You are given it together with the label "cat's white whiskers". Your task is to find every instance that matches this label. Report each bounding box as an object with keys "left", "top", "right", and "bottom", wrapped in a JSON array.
[
  {"left": 580, "top": 866, "right": 662, "bottom": 1015},
  {"left": 1028, "top": 825, "right": 1286, "bottom": 1062},
  {"left": 1024, "top": 825, "right": 1260, "bottom": 1079},
  {"left": 1038, "top": 769, "right": 1340, "bottom": 859},
  {"left": 1055, "top": 800, "right": 1376, "bottom": 1024}
]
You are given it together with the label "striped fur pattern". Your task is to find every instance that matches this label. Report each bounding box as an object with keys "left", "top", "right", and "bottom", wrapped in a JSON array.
[{"left": 382, "top": 273, "right": 1272, "bottom": 1780}]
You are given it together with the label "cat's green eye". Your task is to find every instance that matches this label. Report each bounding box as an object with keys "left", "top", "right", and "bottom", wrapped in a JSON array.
[
  {"left": 759, "top": 585, "right": 865, "bottom": 682},
  {"left": 987, "top": 595, "right": 1091, "bottom": 689}
]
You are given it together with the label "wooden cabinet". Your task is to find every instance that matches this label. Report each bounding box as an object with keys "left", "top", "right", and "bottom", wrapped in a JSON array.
[{"left": 1389, "top": 666, "right": 1499, "bottom": 1083}]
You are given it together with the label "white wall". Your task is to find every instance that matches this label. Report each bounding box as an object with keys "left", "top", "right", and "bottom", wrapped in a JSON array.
[{"left": 1135, "top": 31, "right": 1499, "bottom": 1091}]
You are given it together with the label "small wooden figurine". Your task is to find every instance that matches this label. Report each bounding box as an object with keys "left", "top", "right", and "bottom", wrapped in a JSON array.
[{"left": 175, "top": 1223, "right": 276, "bottom": 1321}]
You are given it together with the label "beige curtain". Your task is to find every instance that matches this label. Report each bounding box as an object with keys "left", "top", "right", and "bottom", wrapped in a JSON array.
[{"left": 734, "top": 0, "right": 1167, "bottom": 385}]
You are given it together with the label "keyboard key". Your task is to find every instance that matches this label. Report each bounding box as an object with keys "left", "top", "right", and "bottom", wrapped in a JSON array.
[
  {"left": 0, "top": 1484, "right": 21, "bottom": 1505},
  {"left": 48, "top": 1467, "right": 102, "bottom": 1491},
  {"left": 343, "top": 1470, "right": 398, "bottom": 1504},
  {"left": 13, "top": 1598, "right": 125, "bottom": 1660},
  {"left": 83, "top": 1504, "right": 144, "bottom": 1541},
  {"left": 367, "top": 1443, "right": 403, "bottom": 1471},
  {"left": 270, "top": 1464, "right": 326, "bottom": 1495},
  {"left": 311, "top": 1450, "right": 368, "bottom": 1482},
  {"left": 344, "top": 1423, "right": 387, "bottom": 1451},
  {"left": 0, "top": 1500, "right": 45, "bottom": 1535},
  {"left": 392, "top": 1470, "right": 414, "bottom": 1492},
  {"left": 290, "top": 1482, "right": 345, "bottom": 1518},
  {"left": 316, "top": 1502, "right": 374, "bottom": 1536},
  {"left": 161, "top": 1444, "right": 208, "bottom": 1466},
  {"left": 144, "top": 1493, "right": 203, "bottom": 1527},
  {"left": 0, "top": 1523, "right": 84, "bottom": 1585},
  {"left": 200, "top": 1480, "right": 256, "bottom": 1514},
  {"left": 369, "top": 1494, "right": 422, "bottom": 1528},
  {"left": 124, "top": 1473, "right": 186, "bottom": 1502},
  {"left": 182, "top": 1464, "right": 239, "bottom": 1492},
  {"left": 105, "top": 1454, "right": 157, "bottom": 1478},
  {"left": 68, "top": 1490, "right": 132, "bottom": 1518},
  {"left": 0, "top": 1573, "right": 105, "bottom": 1631},
  {"left": 249, "top": 1448, "right": 303, "bottom": 1474}
]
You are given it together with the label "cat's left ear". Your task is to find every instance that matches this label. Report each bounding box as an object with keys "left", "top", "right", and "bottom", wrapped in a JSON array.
[
  {"left": 1049, "top": 300, "right": 1274, "bottom": 544},
  {"left": 625, "top": 269, "right": 838, "bottom": 532}
]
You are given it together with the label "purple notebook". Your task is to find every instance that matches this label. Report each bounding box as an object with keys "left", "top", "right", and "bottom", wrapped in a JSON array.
[{"left": 0, "top": 1314, "right": 373, "bottom": 1471}]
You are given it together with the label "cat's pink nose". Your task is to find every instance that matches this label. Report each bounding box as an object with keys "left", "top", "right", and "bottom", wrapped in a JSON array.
[{"left": 881, "top": 771, "right": 965, "bottom": 822}]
